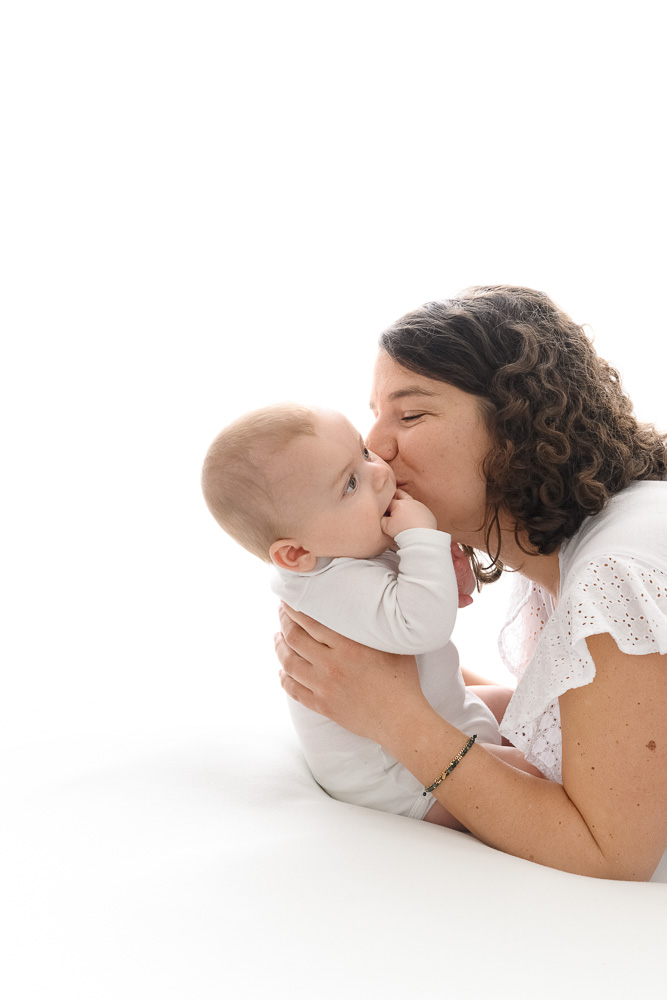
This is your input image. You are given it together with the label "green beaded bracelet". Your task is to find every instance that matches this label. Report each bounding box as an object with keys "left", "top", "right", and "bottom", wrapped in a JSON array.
[{"left": 423, "top": 734, "right": 477, "bottom": 796}]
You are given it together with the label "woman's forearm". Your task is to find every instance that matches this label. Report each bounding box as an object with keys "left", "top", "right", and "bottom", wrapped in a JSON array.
[{"left": 384, "top": 705, "right": 618, "bottom": 879}]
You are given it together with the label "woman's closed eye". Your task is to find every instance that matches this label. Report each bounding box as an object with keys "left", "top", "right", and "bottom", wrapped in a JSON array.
[{"left": 401, "top": 413, "right": 426, "bottom": 422}]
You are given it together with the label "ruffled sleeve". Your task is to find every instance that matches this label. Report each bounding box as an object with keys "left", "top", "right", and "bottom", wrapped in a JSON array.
[{"left": 498, "top": 556, "right": 667, "bottom": 782}]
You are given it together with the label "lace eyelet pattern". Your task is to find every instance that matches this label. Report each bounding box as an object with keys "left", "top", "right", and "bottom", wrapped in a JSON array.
[{"left": 498, "top": 556, "right": 667, "bottom": 782}]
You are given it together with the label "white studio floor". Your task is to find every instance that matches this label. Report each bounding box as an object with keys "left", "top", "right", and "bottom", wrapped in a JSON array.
[{"left": 3, "top": 3, "right": 667, "bottom": 997}]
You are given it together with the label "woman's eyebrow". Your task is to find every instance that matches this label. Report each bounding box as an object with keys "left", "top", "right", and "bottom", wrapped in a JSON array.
[{"left": 369, "top": 386, "right": 439, "bottom": 408}]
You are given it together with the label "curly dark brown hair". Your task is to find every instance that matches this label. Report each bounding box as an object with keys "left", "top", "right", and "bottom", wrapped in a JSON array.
[{"left": 379, "top": 285, "right": 667, "bottom": 584}]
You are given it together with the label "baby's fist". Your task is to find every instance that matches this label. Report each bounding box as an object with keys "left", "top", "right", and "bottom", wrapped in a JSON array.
[{"left": 381, "top": 489, "right": 437, "bottom": 537}]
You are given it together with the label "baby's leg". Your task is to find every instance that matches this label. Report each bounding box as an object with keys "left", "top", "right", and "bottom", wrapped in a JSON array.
[
  {"left": 422, "top": 801, "right": 468, "bottom": 831},
  {"left": 421, "top": 743, "right": 545, "bottom": 830},
  {"left": 467, "top": 683, "right": 513, "bottom": 727}
]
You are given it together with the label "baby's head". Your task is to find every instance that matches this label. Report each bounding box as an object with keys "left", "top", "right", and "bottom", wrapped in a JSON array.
[{"left": 201, "top": 403, "right": 396, "bottom": 571}]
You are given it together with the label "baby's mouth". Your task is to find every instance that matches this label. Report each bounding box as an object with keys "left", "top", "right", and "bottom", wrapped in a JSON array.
[{"left": 383, "top": 486, "right": 397, "bottom": 518}]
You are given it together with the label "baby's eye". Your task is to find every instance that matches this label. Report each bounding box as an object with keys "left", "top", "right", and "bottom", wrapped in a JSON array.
[
  {"left": 362, "top": 447, "right": 371, "bottom": 461},
  {"left": 344, "top": 475, "right": 358, "bottom": 494}
]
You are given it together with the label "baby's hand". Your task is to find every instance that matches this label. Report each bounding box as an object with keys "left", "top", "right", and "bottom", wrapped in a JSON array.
[{"left": 381, "top": 489, "right": 437, "bottom": 538}]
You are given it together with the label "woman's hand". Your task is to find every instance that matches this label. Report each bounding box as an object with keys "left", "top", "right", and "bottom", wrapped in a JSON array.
[{"left": 275, "top": 604, "right": 429, "bottom": 746}]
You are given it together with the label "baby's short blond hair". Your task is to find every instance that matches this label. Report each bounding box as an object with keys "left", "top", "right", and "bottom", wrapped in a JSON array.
[{"left": 201, "top": 402, "right": 317, "bottom": 562}]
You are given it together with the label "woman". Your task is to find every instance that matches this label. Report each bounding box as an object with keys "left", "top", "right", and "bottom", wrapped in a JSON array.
[{"left": 275, "top": 285, "right": 667, "bottom": 880}]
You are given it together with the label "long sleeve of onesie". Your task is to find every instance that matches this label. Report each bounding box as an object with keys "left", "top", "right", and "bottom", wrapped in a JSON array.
[{"left": 271, "top": 528, "right": 457, "bottom": 655}]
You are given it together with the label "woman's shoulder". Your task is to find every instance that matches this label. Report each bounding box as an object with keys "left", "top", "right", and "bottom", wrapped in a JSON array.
[
  {"left": 560, "top": 480, "right": 667, "bottom": 578},
  {"left": 500, "top": 481, "right": 667, "bottom": 781}
]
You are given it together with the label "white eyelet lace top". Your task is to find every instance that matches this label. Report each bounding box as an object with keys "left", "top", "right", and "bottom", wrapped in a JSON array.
[{"left": 497, "top": 480, "right": 667, "bottom": 782}]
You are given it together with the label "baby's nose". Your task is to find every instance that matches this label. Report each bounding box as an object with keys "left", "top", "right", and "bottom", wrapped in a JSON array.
[{"left": 371, "top": 456, "right": 391, "bottom": 490}]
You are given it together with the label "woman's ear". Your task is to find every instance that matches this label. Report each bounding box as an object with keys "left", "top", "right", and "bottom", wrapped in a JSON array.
[{"left": 269, "top": 539, "right": 317, "bottom": 573}]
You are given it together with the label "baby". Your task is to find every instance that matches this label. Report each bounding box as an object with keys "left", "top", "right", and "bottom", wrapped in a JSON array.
[{"left": 202, "top": 402, "right": 520, "bottom": 823}]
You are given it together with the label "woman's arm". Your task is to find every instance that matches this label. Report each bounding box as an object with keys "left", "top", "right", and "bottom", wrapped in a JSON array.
[{"left": 276, "top": 607, "right": 667, "bottom": 880}]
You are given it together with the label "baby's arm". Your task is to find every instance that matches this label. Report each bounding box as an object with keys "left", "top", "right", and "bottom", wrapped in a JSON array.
[
  {"left": 376, "top": 490, "right": 458, "bottom": 651},
  {"left": 370, "top": 526, "right": 457, "bottom": 652}
]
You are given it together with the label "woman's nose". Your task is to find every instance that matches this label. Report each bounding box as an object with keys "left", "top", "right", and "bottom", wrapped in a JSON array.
[{"left": 366, "top": 419, "right": 397, "bottom": 463}]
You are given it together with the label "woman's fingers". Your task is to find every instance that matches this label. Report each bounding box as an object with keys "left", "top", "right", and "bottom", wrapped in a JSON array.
[
  {"left": 276, "top": 604, "right": 352, "bottom": 716},
  {"left": 278, "top": 670, "right": 320, "bottom": 713},
  {"left": 274, "top": 625, "right": 312, "bottom": 683},
  {"left": 278, "top": 603, "right": 338, "bottom": 649},
  {"left": 276, "top": 605, "right": 427, "bottom": 740},
  {"left": 274, "top": 630, "right": 321, "bottom": 713},
  {"left": 278, "top": 668, "right": 311, "bottom": 707}
]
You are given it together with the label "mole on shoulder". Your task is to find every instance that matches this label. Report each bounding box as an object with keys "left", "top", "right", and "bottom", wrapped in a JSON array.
[{"left": 646, "top": 740, "right": 657, "bottom": 752}]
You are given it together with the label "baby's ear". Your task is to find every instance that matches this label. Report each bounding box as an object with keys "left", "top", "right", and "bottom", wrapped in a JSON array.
[{"left": 269, "top": 539, "right": 317, "bottom": 573}]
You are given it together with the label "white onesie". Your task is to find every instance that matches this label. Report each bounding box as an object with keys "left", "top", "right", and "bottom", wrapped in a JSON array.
[{"left": 272, "top": 527, "right": 501, "bottom": 819}]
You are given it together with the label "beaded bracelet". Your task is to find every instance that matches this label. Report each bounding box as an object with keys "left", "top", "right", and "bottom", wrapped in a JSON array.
[{"left": 422, "top": 734, "right": 477, "bottom": 796}]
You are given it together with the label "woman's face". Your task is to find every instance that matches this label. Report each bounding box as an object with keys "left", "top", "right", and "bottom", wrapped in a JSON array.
[{"left": 366, "top": 351, "right": 493, "bottom": 544}]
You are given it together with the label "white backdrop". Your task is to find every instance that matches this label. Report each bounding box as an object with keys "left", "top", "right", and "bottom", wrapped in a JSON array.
[
  {"left": 3, "top": 0, "right": 665, "bottom": 753},
  {"left": 2, "top": 5, "right": 666, "bottom": 992}
]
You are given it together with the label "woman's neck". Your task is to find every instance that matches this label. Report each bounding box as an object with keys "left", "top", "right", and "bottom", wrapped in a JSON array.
[{"left": 497, "top": 533, "right": 561, "bottom": 599}]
